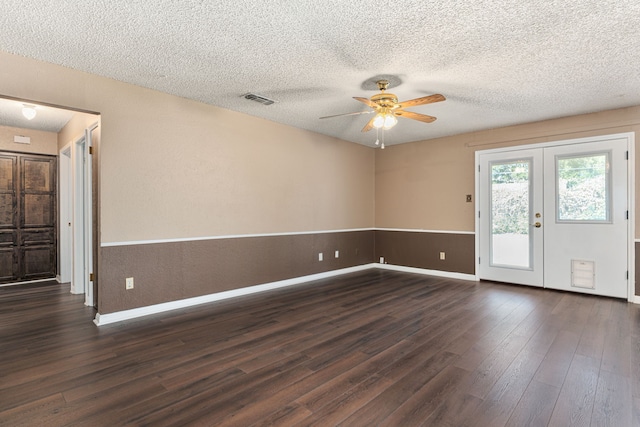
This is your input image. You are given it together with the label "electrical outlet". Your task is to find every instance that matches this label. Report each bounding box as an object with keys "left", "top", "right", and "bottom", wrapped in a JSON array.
[
  {"left": 379, "top": 256, "right": 385, "bottom": 263},
  {"left": 318, "top": 252, "right": 323, "bottom": 262},
  {"left": 466, "top": 194, "right": 472, "bottom": 202},
  {"left": 125, "top": 277, "right": 134, "bottom": 290},
  {"left": 335, "top": 250, "right": 339, "bottom": 258},
  {"left": 439, "top": 252, "right": 446, "bottom": 260}
]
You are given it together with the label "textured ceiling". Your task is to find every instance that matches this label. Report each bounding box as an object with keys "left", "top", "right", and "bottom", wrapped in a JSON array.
[
  {"left": 1, "top": 1, "right": 640, "bottom": 147},
  {"left": 0, "top": 97, "right": 75, "bottom": 133}
]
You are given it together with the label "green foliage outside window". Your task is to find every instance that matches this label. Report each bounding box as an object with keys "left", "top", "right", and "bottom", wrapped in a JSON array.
[
  {"left": 491, "top": 161, "right": 530, "bottom": 235},
  {"left": 557, "top": 154, "right": 608, "bottom": 221},
  {"left": 490, "top": 154, "right": 608, "bottom": 235}
]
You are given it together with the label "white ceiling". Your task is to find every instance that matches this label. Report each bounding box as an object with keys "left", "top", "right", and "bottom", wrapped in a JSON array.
[
  {"left": 1, "top": 1, "right": 640, "bottom": 146},
  {"left": 0, "top": 98, "right": 75, "bottom": 133}
]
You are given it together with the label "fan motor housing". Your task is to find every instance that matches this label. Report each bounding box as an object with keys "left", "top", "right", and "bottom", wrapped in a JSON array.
[{"left": 371, "top": 92, "right": 398, "bottom": 108}]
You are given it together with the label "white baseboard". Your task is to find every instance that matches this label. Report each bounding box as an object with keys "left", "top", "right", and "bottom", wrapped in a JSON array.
[
  {"left": 93, "top": 263, "right": 478, "bottom": 326},
  {"left": 633, "top": 295, "right": 640, "bottom": 304},
  {"left": 94, "top": 264, "right": 377, "bottom": 326},
  {"left": 0, "top": 277, "right": 58, "bottom": 288},
  {"left": 376, "top": 263, "right": 478, "bottom": 281}
]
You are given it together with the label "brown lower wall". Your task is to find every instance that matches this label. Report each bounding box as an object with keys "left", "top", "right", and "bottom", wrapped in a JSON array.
[
  {"left": 99, "top": 230, "right": 636, "bottom": 315},
  {"left": 636, "top": 242, "right": 640, "bottom": 296},
  {"left": 375, "top": 231, "right": 639, "bottom": 296},
  {"left": 374, "top": 230, "right": 475, "bottom": 275},
  {"left": 99, "top": 230, "right": 375, "bottom": 314}
]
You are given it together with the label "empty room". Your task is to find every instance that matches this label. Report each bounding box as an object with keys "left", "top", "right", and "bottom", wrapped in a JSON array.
[{"left": 1, "top": 1, "right": 640, "bottom": 426}]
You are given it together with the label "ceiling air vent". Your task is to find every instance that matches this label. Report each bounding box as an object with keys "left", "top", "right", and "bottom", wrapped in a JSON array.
[{"left": 242, "top": 93, "right": 276, "bottom": 106}]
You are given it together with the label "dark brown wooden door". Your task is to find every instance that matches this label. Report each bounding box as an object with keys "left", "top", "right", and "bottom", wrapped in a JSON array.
[
  {"left": 0, "top": 154, "right": 18, "bottom": 282},
  {"left": 0, "top": 152, "right": 56, "bottom": 283}
]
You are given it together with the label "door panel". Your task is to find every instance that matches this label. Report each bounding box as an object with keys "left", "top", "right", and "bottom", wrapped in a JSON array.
[
  {"left": 0, "top": 247, "right": 18, "bottom": 281},
  {"left": 22, "top": 246, "right": 55, "bottom": 279},
  {"left": 23, "top": 194, "right": 54, "bottom": 227},
  {"left": 478, "top": 149, "right": 543, "bottom": 286},
  {"left": 21, "top": 157, "right": 55, "bottom": 228},
  {"left": 20, "top": 229, "right": 55, "bottom": 246},
  {"left": 23, "top": 159, "right": 52, "bottom": 192},
  {"left": 20, "top": 156, "right": 56, "bottom": 281},
  {"left": 0, "top": 193, "right": 15, "bottom": 227},
  {"left": 0, "top": 155, "right": 17, "bottom": 229},
  {"left": 543, "top": 139, "right": 628, "bottom": 298}
]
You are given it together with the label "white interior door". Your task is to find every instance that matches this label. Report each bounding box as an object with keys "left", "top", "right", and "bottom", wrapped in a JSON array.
[
  {"left": 59, "top": 146, "right": 72, "bottom": 285},
  {"left": 477, "top": 134, "right": 631, "bottom": 299}
]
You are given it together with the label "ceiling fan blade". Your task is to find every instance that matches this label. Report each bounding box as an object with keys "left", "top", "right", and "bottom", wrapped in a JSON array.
[
  {"left": 395, "top": 110, "right": 437, "bottom": 123},
  {"left": 361, "top": 116, "right": 377, "bottom": 132},
  {"left": 397, "top": 94, "right": 445, "bottom": 109},
  {"left": 319, "top": 110, "right": 374, "bottom": 119},
  {"left": 353, "top": 97, "right": 378, "bottom": 108}
]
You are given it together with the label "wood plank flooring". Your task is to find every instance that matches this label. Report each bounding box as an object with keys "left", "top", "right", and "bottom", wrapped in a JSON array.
[{"left": 1, "top": 270, "right": 639, "bottom": 426}]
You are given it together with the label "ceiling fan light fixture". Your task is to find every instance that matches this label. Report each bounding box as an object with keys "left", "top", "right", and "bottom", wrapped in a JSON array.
[
  {"left": 22, "top": 105, "right": 36, "bottom": 120},
  {"left": 320, "top": 79, "right": 445, "bottom": 136},
  {"left": 372, "top": 113, "right": 385, "bottom": 129},
  {"left": 372, "top": 110, "right": 398, "bottom": 130},
  {"left": 383, "top": 114, "right": 397, "bottom": 130}
]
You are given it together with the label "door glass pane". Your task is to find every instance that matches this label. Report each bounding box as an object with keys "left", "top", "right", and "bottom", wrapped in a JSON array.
[
  {"left": 556, "top": 153, "right": 610, "bottom": 222},
  {"left": 490, "top": 159, "right": 531, "bottom": 268}
]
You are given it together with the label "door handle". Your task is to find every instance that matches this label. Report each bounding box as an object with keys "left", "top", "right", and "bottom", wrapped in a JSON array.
[{"left": 531, "top": 222, "right": 542, "bottom": 228}]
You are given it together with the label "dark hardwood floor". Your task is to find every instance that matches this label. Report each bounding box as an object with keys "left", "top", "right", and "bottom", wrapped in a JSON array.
[{"left": 1, "top": 270, "right": 639, "bottom": 426}]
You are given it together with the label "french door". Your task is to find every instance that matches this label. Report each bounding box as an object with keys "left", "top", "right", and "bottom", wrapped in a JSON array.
[{"left": 477, "top": 134, "right": 630, "bottom": 299}]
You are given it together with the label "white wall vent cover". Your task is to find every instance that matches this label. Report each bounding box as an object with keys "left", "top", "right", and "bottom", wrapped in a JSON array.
[
  {"left": 571, "top": 259, "right": 595, "bottom": 289},
  {"left": 242, "top": 93, "right": 276, "bottom": 106},
  {"left": 13, "top": 135, "right": 31, "bottom": 144}
]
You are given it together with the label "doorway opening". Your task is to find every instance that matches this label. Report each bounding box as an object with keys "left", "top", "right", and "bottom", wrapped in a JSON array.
[{"left": 0, "top": 95, "right": 100, "bottom": 307}]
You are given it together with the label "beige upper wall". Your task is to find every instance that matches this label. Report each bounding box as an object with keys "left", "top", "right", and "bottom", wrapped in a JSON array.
[
  {"left": 0, "top": 51, "right": 375, "bottom": 243},
  {"left": 57, "top": 112, "right": 100, "bottom": 151},
  {"left": 0, "top": 125, "right": 57, "bottom": 155},
  {"left": 6, "top": 48, "right": 636, "bottom": 244},
  {"left": 376, "top": 106, "right": 640, "bottom": 235}
]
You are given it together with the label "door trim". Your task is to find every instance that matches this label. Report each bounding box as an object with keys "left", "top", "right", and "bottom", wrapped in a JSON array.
[
  {"left": 474, "top": 132, "right": 635, "bottom": 302},
  {"left": 59, "top": 144, "right": 72, "bottom": 285},
  {"left": 72, "top": 134, "right": 86, "bottom": 296}
]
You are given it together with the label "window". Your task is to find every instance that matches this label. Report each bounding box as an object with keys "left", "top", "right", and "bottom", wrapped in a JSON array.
[
  {"left": 490, "top": 159, "right": 531, "bottom": 268},
  {"left": 556, "top": 152, "right": 610, "bottom": 222}
]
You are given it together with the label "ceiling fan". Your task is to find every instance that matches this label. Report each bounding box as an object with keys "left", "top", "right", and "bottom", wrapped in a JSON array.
[{"left": 320, "top": 80, "right": 445, "bottom": 132}]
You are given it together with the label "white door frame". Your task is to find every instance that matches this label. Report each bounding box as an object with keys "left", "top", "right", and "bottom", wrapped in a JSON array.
[
  {"left": 58, "top": 145, "right": 72, "bottom": 285},
  {"left": 475, "top": 132, "right": 635, "bottom": 302},
  {"left": 60, "top": 123, "right": 97, "bottom": 306},
  {"left": 84, "top": 124, "right": 96, "bottom": 307},
  {"left": 72, "top": 134, "right": 87, "bottom": 297}
]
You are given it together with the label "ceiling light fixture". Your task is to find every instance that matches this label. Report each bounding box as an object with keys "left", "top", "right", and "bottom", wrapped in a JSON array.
[
  {"left": 372, "top": 108, "right": 397, "bottom": 130},
  {"left": 22, "top": 105, "right": 37, "bottom": 120}
]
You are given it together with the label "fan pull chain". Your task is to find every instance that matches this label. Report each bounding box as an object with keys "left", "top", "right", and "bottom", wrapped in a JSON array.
[
  {"left": 375, "top": 127, "right": 380, "bottom": 146},
  {"left": 381, "top": 128, "right": 385, "bottom": 149}
]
